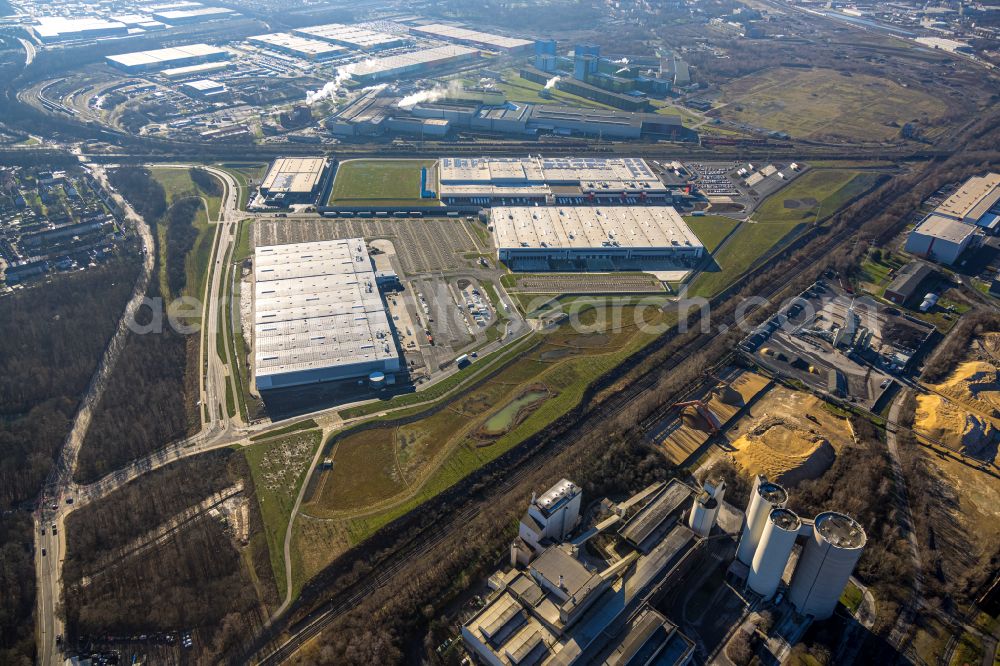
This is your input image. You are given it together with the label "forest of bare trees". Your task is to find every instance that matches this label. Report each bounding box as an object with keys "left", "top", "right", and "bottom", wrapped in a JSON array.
[
  {"left": 75, "top": 168, "right": 202, "bottom": 483},
  {"left": 0, "top": 256, "right": 140, "bottom": 665},
  {"left": 64, "top": 449, "right": 277, "bottom": 660}
]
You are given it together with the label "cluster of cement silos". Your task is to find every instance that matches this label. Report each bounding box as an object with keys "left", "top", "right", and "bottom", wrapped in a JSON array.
[{"left": 736, "top": 475, "right": 867, "bottom": 620}]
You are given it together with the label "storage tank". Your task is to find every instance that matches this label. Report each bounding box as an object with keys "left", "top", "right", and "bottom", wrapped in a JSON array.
[
  {"left": 368, "top": 371, "right": 386, "bottom": 390},
  {"left": 689, "top": 479, "right": 726, "bottom": 537},
  {"left": 736, "top": 476, "right": 788, "bottom": 565},
  {"left": 748, "top": 508, "right": 800, "bottom": 599},
  {"left": 788, "top": 512, "right": 867, "bottom": 619}
]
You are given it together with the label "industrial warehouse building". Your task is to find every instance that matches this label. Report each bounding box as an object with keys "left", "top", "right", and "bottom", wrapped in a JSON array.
[
  {"left": 904, "top": 213, "right": 980, "bottom": 265},
  {"left": 884, "top": 260, "right": 933, "bottom": 305},
  {"left": 408, "top": 23, "right": 533, "bottom": 52},
  {"left": 347, "top": 45, "right": 480, "bottom": 84},
  {"left": 253, "top": 239, "right": 400, "bottom": 391},
  {"left": 248, "top": 33, "right": 348, "bottom": 61},
  {"left": 293, "top": 23, "right": 409, "bottom": 52},
  {"left": 491, "top": 205, "right": 704, "bottom": 271},
  {"left": 258, "top": 157, "right": 329, "bottom": 205},
  {"left": 439, "top": 156, "right": 669, "bottom": 204},
  {"left": 151, "top": 6, "right": 235, "bottom": 23},
  {"left": 935, "top": 172, "right": 1000, "bottom": 232},
  {"left": 106, "top": 43, "right": 230, "bottom": 73},
  {"left": 181, "top": 78, "right": 226, "bottom": 98},
  {"left": 32, "top": 17, "right": 129, "bottom": 43}
]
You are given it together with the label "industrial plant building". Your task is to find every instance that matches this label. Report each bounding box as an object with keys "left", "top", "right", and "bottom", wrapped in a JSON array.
[
  {"left": 293, "top": 23, "right": 409, "bottom": 52},
  {"left": 347, "top": 45, "right": 480, "bottom": 84},
  {"left": 106, "top": 43, "right": 230, "bottom": 73},
  {"left": 408, "top": 23, "right": 533, "bottom": 53},
  {"left": 253, "top": 239, "right": 401, "bottom": 391},
  {"left": 464, "top": 478, "right": 698, "bottom": 666},
  {"left": 438, "top": 156, "right": 670, "bottom": 204},
  {"left": 733, "top": 475, "right": 867, "bottom": 620},
  {"left": 258, "top": 157, "right": 329, "bottom": 206},
  {"left": 248, "top": 33, "right": 348, "bottom": 61},
  {"left": 904, "top": 213, "right": 980, "bottom": 266},
  {"left": 491, "top": 205, "right": 704, "bottom": 270}
]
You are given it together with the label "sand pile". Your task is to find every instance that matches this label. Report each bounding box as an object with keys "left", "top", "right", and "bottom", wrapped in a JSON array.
[
  {"left": 935, "top": 361, "right": 1000, "bottom": 415},
  {"left": 731, "top": 416, "right": 836, "bottom": 486},
  {"left": 915, "top": 394, "right": 999, "bottom": 460},
  {"left": 714, "top": 384, "right": 745, "bottom": 408}
]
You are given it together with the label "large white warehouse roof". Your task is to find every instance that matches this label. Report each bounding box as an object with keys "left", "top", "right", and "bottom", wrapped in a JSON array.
[
  {"left": 293, "top": 23, "right": 408, "bottom": 51},
  {"left": 253, "top": 239, "right": 399, "bottom": 389},
  {"left": 492, "top": 205, "right": 702, "bottom": 252},
  {"left": 106, "top": 43, "right": 229, "bottom": 70},
  {"left": 409, "top": 23, "right": 532, "bottom": 51}
]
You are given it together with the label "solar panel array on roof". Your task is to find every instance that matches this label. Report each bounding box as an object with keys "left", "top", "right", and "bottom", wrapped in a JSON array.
[{"left": 438, "top": 156, "right": 668, "bottom": 200}]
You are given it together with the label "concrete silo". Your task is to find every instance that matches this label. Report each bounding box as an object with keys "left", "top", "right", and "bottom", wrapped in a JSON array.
[
  {"left": 736, "top": 476, "right": 788, "bottom": 566},
  {"left": 748, "top": 508, "right": 801, "bottom": 599},
  {"left": 689, "top": 479, "right": 726, "bottom": 537},
  {"left": 788, "top": 512, "right": 867, "bottom": 619}
]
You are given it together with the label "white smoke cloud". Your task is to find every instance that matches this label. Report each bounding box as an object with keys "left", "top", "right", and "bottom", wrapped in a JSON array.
[
  {"left": 544, "top": 75, "right": 561, "bottom": 89},
  {"left": 613, "top": 57, "right": 630, "bottom": 65},
  {"left": 396, "top": 80, "right": 463, "bottom": 109},
  {"left": 305, "top": 60, "right": 376, "bottom": 105}
]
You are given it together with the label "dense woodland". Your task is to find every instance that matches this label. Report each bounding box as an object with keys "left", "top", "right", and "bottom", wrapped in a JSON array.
[
  {"left": 163, "top": 196, "right": 202, "bottom": 296},
  {"left": 0, "top": 515, "right": 36, "bottom": 666},
  {"left": 64, "top": 449, "right": 276, "bottom": 660},
  {"left": 190, "top": 167, "right": 223, "bottom": 197},
  {"left": 75, "top": 172, "right": 199, "bottom": 483},
  {"left": 0, "top": 257, "right": 140, "bottom": 665}
]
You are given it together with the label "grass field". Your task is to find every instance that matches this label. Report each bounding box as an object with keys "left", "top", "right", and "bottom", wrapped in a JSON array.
[
  {"left": 328, "top": 159, "right": 441, "bottom": 206},
  {"left": 840, "top": 581, "right": 863, "bottom": 614},
  {"left": 718, "top": 67, "right": 949, "bottom": 142},
  {"left": 753, "top": 170, "right": 883, "bottom": 224},
  {"left": 686, "top": 170, "right": 879, "bottom": 298},
  {"left": 293, "top": 303, "right": 675, "bottom": 585},
  {"left": 651, "top": 101, "right": 704, "bottom": 127},
  {"left": 218, "top": 162, "right": 267, "bottom": 209},
  {"left": 857, "top": 251, "right": 907, "bottom": 297},
  {"left": 148, "top": 167, "right": 222, "bottom": 301},
  {"left": 243, "top": 430, "right": 322, "bottom": 598},
  {"left": 685, "top": 215, "right": 741, "bottom": 253}
]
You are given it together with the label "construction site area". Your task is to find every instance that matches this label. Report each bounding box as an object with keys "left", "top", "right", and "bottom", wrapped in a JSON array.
[
  {"left": 646, "top": 366, "right": 772, "bottom": 466},
  {"left": 914, "top": 332, "right": 1000, "bottom": 462}
]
